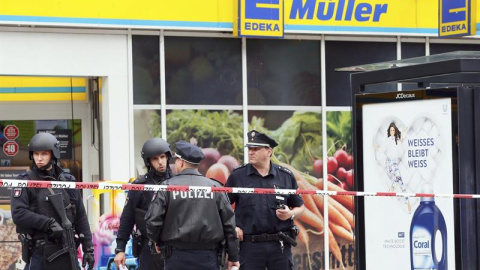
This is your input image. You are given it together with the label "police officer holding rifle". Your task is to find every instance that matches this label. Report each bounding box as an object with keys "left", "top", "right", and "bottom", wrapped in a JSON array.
[
  {"left": 146, "top": 141, "right": 240, "bottom": 270},
  {"left": 11, "top": 132, "right": 94, "bottom": 270},
  {"left": 114, "top": 138, "right": 173, "bottom": 270}
]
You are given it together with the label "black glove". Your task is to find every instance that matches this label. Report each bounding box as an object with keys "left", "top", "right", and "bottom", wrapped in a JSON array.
[
  {"left": 45, "top": 218, "right": 63, "bottom": 239},
  {"left": 82, "top": 249, "right": 95, "bottom": 269}
]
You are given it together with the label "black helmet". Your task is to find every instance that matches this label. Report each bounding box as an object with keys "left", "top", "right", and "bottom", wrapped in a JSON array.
[
  {"left": 28, "top": 133, "right": 61, "bottom": 160},
  {"left": 141, "top": 138, "right": 172, "bottom": 167}
]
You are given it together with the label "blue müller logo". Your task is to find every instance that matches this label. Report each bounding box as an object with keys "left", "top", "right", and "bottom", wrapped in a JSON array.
[
  {"left": 236, "top": 0, "right": 284, "bottom": 38},
  {"left": 289, "top": 0, "right": 388, "bottom": 22},
  {"left": 439, "top": 0, "right": 476, "bottom": 37}
]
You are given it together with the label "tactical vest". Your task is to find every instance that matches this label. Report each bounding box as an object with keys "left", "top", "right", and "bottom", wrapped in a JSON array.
[{"left": 17, "top": 170, "right": 76, "bottom": 236}]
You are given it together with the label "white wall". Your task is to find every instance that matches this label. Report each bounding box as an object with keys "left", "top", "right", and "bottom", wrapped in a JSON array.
[{"left": 0, "top": 30, "right": 131, "bottom": 181}]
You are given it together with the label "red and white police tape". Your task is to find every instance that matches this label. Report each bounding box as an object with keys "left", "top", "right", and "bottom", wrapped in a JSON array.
[{"left": 1, "top": 179, "right": 480, "bottom": 199}]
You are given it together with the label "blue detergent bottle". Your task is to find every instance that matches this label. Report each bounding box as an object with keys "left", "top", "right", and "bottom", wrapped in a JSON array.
[{"left": 410, "top": 183, "right": 448, "bottom": 270}]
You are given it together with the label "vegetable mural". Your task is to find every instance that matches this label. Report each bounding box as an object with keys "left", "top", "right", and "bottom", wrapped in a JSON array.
[{"left": 148, "top": 109, "right": 354, "bottom": 270}]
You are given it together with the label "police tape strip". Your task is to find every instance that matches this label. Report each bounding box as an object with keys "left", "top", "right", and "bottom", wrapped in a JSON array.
[{"left": 2, "top": 179, "right": 480, "bottom": 199}]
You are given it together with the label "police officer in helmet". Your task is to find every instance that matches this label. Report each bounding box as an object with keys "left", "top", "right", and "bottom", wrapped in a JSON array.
[
  {"left": 11, "top": 132, "right": 95, "bottom": 270},
  {"left": 114, "top": 137, "right": 172, "bottom": 270}
]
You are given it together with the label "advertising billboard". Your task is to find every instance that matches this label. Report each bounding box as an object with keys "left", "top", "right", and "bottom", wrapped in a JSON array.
[{"left": 356, "top": 89, "right": 458, "bottom": 270}]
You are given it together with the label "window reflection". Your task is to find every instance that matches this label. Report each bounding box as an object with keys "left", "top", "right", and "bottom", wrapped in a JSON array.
[
  {"left": 247, "top": 39, "right": 320, "bottom": 106},
  {"left": 165, "top": 37, "right": 242, "bottom": 105},
  {"left": 133, "top": 36, "right": 160, "bottom": 105}
]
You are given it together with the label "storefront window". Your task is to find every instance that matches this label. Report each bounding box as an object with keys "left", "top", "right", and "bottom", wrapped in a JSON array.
[
  {"left": 165, "top": 37, "right": 242, "bottom": 105},
  {"left": 133, "top": 35, "right": 160, "bottom": 105},
  {"left": 401, "top": 42, "right": 425, "bottom": 59},
  {"left": 326, "top": 41, "right": 396, "bottom": 105},
  {"left": 430, "top": 43, "right": 480, "bottom": 55},
  {"left": 133, "top": 109, "right": 161, "bottom": 175},
  {"left": 165, "top": 110, "right": 243, "bottom": 181},
  {"left": 247, "top": 39, "right": 320, "bottom": 106}
]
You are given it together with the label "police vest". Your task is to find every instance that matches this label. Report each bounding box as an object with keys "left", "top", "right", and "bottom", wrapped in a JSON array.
[{"left": 17, "top": 170, "right": 76, "bottom": 236}]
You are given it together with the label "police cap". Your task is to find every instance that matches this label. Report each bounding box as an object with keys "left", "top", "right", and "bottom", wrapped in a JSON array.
[
  {"left": 174, "top": 141, "right": 205, "bottom": 164},
  {"left": 245, "top": 130, "right": 278, "bottom": 148}
]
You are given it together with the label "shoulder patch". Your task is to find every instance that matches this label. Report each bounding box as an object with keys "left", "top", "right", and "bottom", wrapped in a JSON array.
[
  {"left": 134, "top": 175, "right": 147, "bottom": 184},
  {"left": 13, "top": 188, "right": 22, "bottom": 197},
  {"left": 278, "top": 166, "right": 293, "bottom": 175}
]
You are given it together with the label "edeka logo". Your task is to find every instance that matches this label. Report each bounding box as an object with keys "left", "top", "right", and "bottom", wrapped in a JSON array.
[
  {"left": 439, "top": 0, "right": 476, "bottom": 37},
  {"left": 235, "top": 0, "right": 284, "bottom": 38},
  {"left": 289, "top": 0, "right": 388, "bottom": 22}
]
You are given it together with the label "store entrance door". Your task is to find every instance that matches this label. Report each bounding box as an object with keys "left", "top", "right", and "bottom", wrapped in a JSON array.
[
  {"left": 0, "top": 76, "right": 100, "bottom": 269},
  {"left": 0, "top": 76, "right": 101, "bottom": 205}
]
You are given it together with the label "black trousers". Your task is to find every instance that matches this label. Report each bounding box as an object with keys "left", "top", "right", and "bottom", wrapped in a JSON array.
[
  {"left": 239, "top": 241, "right": 294, "bottom": 270},
  {"left": 137, "top": 243, "right": 165, "bottom": 270},
  {"left": 165, "top": 249, "right": 219, "bottom": 270},
  {"left": 24, "top": 249, "right": 80, "bottom": 270}
]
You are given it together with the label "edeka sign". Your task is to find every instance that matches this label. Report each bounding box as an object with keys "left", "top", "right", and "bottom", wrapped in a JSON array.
[
  {"left": 439, "top": 0, "right": 476, "bottom": 37},
  {"left": 234, "top": 0, "right": 285, "bottom": 38}
]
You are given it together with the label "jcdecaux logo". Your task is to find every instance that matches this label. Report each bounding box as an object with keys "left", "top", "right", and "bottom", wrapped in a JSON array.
[
  {"left": 236, "top": 0, "right": 284, "bottom": 38},
  {"left": 439, "top": 0, "right": 476, "bottom": 37}
]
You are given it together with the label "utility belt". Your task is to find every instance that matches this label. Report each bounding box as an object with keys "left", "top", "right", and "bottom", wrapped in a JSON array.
[
  {"left": 157, "top": 241, "right": 224, "bottom": 261},
  {"left": 243, "top": 226, "right": 299, "bottom": 247},
  {"left": 19, "top": 237, "right": 79, "bottom": 270}
]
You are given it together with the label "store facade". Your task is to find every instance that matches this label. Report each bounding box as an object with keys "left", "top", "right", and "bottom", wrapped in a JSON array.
[{"left": 0, "top": 1, "right": 479, "bottom": 269}]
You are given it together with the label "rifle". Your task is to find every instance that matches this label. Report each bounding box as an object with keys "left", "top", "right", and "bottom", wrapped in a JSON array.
[{"left": 47, "top": 189, "right": 78, "bottom": 270}]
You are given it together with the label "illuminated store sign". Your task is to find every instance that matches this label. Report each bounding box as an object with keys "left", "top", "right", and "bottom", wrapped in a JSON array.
[
  {"left": 235, "top": 0, "right": 285, "bottom": 38},
  {"left": 439, "top": 0, "right": 476, "bottom": 37}
]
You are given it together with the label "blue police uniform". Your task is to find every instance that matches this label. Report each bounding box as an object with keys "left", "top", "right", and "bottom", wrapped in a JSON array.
[
  {"left": 11, "top": 166, "right": 94, "bottom": 270},
  {"left": 225, "top": 130, "right": 304, "bottom": 270},
  {"left": 116, "top": 169, "right": 171, "bottom": 270}
]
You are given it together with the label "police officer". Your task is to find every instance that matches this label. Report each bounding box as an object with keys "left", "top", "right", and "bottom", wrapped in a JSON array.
[
  {"left": 11, "top": 132, "right": 95, "bottom": 270},
  {"left": 225, "top": 130, "right": 305, "bottom": 269},
  {"left": 145, "top": 141, "right": 240, "bottom": 270},
  {"left": 114, "top": 138, "right": 172, "bottom": 270}
]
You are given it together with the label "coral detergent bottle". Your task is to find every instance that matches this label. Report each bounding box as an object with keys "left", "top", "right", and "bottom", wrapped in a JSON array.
[{"left": 410, "top": 184, "right": 447, "bottom": 270}]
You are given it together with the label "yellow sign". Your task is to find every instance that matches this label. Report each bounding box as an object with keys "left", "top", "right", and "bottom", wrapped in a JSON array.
[
  {"left": 439, "top": 0, "right": 476, "bottom": 37},
  {"left": 234, "top": 0, "right": 284, "bottom": 38},
  {"left": 0, "top": 0, "right": 478, "bottom": 36},
  {"left": 0, "top": 77, "right": 87, "bottom": 101}
]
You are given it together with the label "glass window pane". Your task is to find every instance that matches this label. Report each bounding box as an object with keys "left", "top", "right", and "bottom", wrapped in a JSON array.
[
  {"left": 249, "top": 110, "right": 322, "bottom": 178},
  {"left": 165, "top": 37, "right": 242, "bottom": 105},
  {"left": 247, "top": 39, "right": 320, "bottom": 106},
  {"left": 134, "top": 109, "right": 162, "bottom": 175},
  {"left": 133, "top": 36, "right": 160, "bottom": 105},
  {"left": 430, "top": 43, "right": 480, "bottom": 55},
  {"left": 326, "top": 41, "right": 396, "bottom": 105},
  {"left": 401, "top": 42, "right": 425, "bottom": 59},
  {"left": 166, "top": 110, "right": 244, "bottom": 181}
]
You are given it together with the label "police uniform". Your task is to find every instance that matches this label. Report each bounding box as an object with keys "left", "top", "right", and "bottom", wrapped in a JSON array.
[
  {"left": 145, "top": 141, "right": 239, "bottom": 270},
  {"left": 115, "top": 169, "right": 171, "bottom": 269},
  {"left": 11, "top": 165, "right": 94, "bottom": 270},
  {"left": 116, "top": 137, "right": 173, "bottom": 270},
  {"left": 225, "top": 130, "right": 304, "bottom": 270}
]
